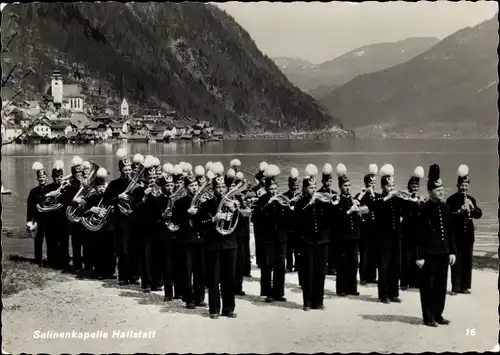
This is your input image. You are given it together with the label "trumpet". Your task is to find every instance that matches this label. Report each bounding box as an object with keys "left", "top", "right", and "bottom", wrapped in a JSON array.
[
  {"left": 164, "top": 186, "right": 187, "bottom": 231},
  {"left": 36, "top": 175, "right": 72, "bottom": 213},
  {"left": 147, "top": 181, "right": 163, "bottom": 198},
  {"left": 393, "top": 190, "right": 421, "bottom": 202},
  {"left": 303, "top": 191, "right": 335, "bottom": 210},
  {"left": 266, "top": 191, "right": 301, "bottom": 208},
  {"left": 215, "top": 180, "right": 249, "bottom": 236},
  {"left": 117, "top": 164, "right": 147, "bottom": 216}
]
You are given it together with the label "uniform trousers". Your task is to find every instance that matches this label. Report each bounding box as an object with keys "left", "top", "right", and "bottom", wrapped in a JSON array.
[
  {"left": 172, "top": 236, "right": 184, "bottom": 298},
  {"left": 140, "top": 222, "right": 164, "bottom": 289},
  {"left": 70, "top": 222, "right": 90, "bottom": 271},
  {"left": 260, "top": 242, "right": 286, "bottom": 298},
  {"left": 300, "top": 243, "right": 329, "bottom": 307},
  {"left": 451, "top": 240, "right": 473, "bottom": 292},
  {"left": 114, "top": 215, "right": 135, "bottom": 282},
  {"left": 377, "top": 237, "right": 401, "bottom": 300},
  {"left": 254, "top": 225, "right": 264, "bottom": 268},
  {"left": 128, "top": 214, "right": 142, "bottom": 280},
  {"left": 93, "top": 228, "right": 116, "bottom": 277},
  {"left": 235, "top": 231, "right": 247, "bottom": 293},
  {"left": 181, "top": 242, "right": 206, "bottom": 305},
  {"left": 286, "top": 234, "right": 300, "bottom": 271},
  {"left": 419, "top": 254, "right": 449, "bottom": 323},
  {"left": 327, "top": 232, "right": 338, "bottom": 274},
  {"left": 33, "top": 220, "right": 50, "bottom": 266},
  {"left": 206, "top": 247, "right": 237, "bottom": 315},
  {"left": 336, "top": 238, "right": 359, "bottom": 295},
  {"left": 46, "top": 212, "right": 70, "bottom": 268},
  {"left": 240, "top": 216, "right": 252, "bottom": 276},
  {"left": 359, "top": 223, "right": 378, "bottom": 282},
  {"left": 400, "top": 239, "right": 419, "bottom": 288}
]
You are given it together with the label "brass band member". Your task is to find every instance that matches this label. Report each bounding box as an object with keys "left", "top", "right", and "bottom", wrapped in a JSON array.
[
  {"left": 284, "top": 168, "right": 300, "bottom": 273},
  {"left": 81, "top": 168, "right": 116, "bottom": 280},
  {"left": 366, "top": 164, "right": 403, "bottom": 304},
  {"left": 447, "top": 164, "right": 482, "bottom": 295},
  {"left": 197, "top": 162, "right": 239, "bottom": 319},
  {"left": 251, "top": 161, "right": 269, "bottom": 269},
  {"left": 102, "top": 148, "right": 135, "bottom": 285},
  {"left": 134, "top": 156, "right": 169, "bottom": 293},
  {"left": 259, "top": 164, "right": 289, "bottom": 303},
  {"left": 400, "top": 166, "right": 425, "bottom": 291},
  {"left": 61, "top": 156, "right": 87, "bottom": 272},
  {"left": 160, "top": 162, "right": 176, "bottom": 301},
  {"left": 171, "top": 169, "right": 206, "bottom": 309},
  {"left": 45, "top": 160, "right": 70, "bottom": 269},
  {"left": 171, "top": 163, "right": 185, "bottom": 299},
  {"left": 294, "top": 164, "right": 334, "bottom": 311},
  {"left": 318, "top": 163, "right": 338, "bottom": 276},
  {"left": 358, "top": 164, "right": 379, "bottom": 285},
  {"left": 82, "top": 161, "right": 92, "bottom": 182},
  {"left": 335, "top": 163, "right": 366, "bottom": 297},
  {"left": 27, "top": 162, "right": 50, "bottom": 266},
  {"left": 416, "top": 164, "right": 456, "bottom": 327}
]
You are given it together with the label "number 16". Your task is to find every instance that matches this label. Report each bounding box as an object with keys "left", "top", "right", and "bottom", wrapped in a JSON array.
[{"left": 466, "top": 328, "right": 476, "bottom": 336}]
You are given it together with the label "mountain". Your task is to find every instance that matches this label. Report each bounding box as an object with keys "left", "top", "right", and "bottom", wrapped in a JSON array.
[
  {"left": 319, "top": 14, "right": 499, "bottom": 136},
  {"left": 272, "top": 37, "right": 440, "bottom": 95},
  {"left": 272, "top": 57, "right": 316, "bottom": 70},
  {"left": 1, "top": 3, "right": 342, "bottom": 133}
]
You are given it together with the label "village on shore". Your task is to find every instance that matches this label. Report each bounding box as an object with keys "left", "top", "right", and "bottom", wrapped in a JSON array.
[{"left": 1, "top": 70, "right": 225, "bottom": 144}]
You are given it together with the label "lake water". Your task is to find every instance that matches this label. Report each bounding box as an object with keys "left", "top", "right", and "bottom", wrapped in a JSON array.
[{"left": 1, "top": 139, "right": 498, "bottom": 252}]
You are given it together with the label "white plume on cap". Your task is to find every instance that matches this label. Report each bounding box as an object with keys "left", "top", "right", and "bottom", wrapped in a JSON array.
[
  {"left": 71, "top": 156, "right": 83, "bottom": 166},
  {"left": 290, "top": 167, "right": 299, "bottom": 179},
  {"left": 194, "top": 165, "right": 205, "bottom": 177},
  {"left": 211, "top": 162, "right": 224, "bottom": 176},
  {"left": 96, "top": 167, "right": 108, "bottom": 178},
  {"left": 264, "top": 164, "right": 280, "bottom": 178},
  {"left": 227, "top": 168, "right": 236, "bottom": 178},
  {"left": 116, "top": 148, "right": 128, "bottom": 159},
  {"left": 182, "top": 162, "right": 193, "bottom": 173},
  {"left": 336, "top": 163, "right": 347, "bottom": 177},
  {"left": 236, "top": 171, "right": 244, "bottom": 180},
  {"left": 53, "top": 160, "right": 64, "bottom": 170},
  {"left": 457, "top": 164, "right": 469, "bottom": 177},
  {"left": 230, "top": 159, "right": 241, "bottom": 168},
  {"left": 368, "top": 164, "right": 378, "bottom": 175},
  {"left": 305, "top": 164, "right": 318, "bottom": 177},
  {"left": 83, "top": 161, "right": 91, "bottom": 169},
  {"left": 152, "top": 157, "right": 161, "bottom": 167},
  {"left": 322, "top": 163, "right": 333, "bottom": 175},
  {"left": 32, "top": 162, "right": 44, "bottom": 171},
  {"left": 380, "top": 164, "right": 395, "bottom": 177},
  {"left": 133, "top": 153, "right": 144, "bottom": 164},
  {"left": 173, "top": 164, "right": 183, "bottom": 175},
  {"left": 259, "top": 161, "right": 268, "bottom": 171},
  {"left": 143, "top": 155, "right": 156, "bottom": 168},
  {"left": 206, "top": 170, "right": 216, "bottom": 180},
  {"left": 413, "top": 166, "right": 425, "bottom": 179},
  {"left": 163, "top": 163, "right": 174, "bottom": 174},
  {"left": 205, "top": 161, "right": 213, "bottom": 172}
]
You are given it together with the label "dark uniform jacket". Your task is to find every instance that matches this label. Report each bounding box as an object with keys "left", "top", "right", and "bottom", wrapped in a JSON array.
[
  {"left": 335, "top": 194, "right": 363, "bottom": 240},
  {"left": 171, "top": 194, "right": 203, "bottom": 244},
  {"left": 401, "top": 197, "right": 422, "bottom": 247},
  {"left": 197, "top": 196, "right": 238, "bottom": 250},
  {"left": 102, "top": 177, "right": 131, "bottom": 216},
  {"left": 366, "top": 193, "right": 404, "bottom": 244},
  {"left": 356, "top": 190, "right": 380, "bottom": 225},
  {"left": 81, "top": 190, "right": 113, "bottom": 233},
  {"left": 446, "top": 192, "right": 482, "bottom": 245},
  {"left": 26, "top": 184, "right": 53, "bottom": 223},
  {"left": 250, "top": 192, "right": 270, "bottom": 232},
  {"left": 416, "top": 199, "right": 457, "bottom": 260},
  {"left": 318, "top": 186, "right": 337, "bottom": 196},
  {"left": 293, "top": 196, "right": 334, "bottom": 245},
  {"left": 261, "top": 196, "right": 292, "bottom": 244},
  {"left": 132, "top": 186, "right": 169, "bottom": 224},
  {"left": 60, "top": 177, "right": 82, "bottom": 207}
]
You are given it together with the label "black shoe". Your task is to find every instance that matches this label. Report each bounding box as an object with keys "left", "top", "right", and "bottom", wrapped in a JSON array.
[
  {"left": 380, "top": 298, "right": 390, "bottom": 304},
  {"left": 195, "top": 301, "right": 207, "bottom": 307},
  {"left": 459, "top": 289, "right": 471, "bottom": 294},
  {"left": 390, "top": 297, "right": 402, "bottom": 303},
  {"left": 400, "top": 286, "right": 408, "bottom": 291},
  {"left": 436, "top": 318, "right": 450, "bottom": 325},
  {"left": 174, "top": 294, "right": 182, "bottom": 300},
  {"left": 151, "top": 286, "right": 163, "bottom": 292},
  {"left": 142, "top": 288, "right": 151, "bottom": 293},
  {"left": 118, "top": 280, "right": 127, "bottom": 286},
  {"left": 209, "top": 313, "right": 219, "bottom": 319},
  {"left": 349, "top": 292, "right": 360, "bottom": 296},
  {"left": 129, "top": 279, "right": 139, "bottom": 285},
  {"left": 312, "top": 305, "right": 325, "bottom": 310},
  {"left": 97, "top": 275, "right": 105, "bottom": 280},
  {"left": 265, "top": 297, "right": 274, "bottom": 303},
  {"left": 222, "top": 312, "right": 237, "bottom": 318},
  {"left": 274, "top": 296, "right": 287, "bottom": 302},
  {"left": 186, "top": 303, "right": 196, "bottom": 309},
  {"left": 164, "top": 296, "right": 173, "bottom": 302},
  {"left": 235, "top": 291, "right": 246, "bottom": 296},
  {"left": 360, "top": 280, "right": 367, "bottom": 285},
  {"left": 450, "top": 291, "right": 458, "bottom": 296},
  {"left": 337, "top": 292, "right": 347, "bottom": 297},
  {"left": 303, "top": 306, "right": 311, "bottom": 311},
  {"left": 424, "top": 321, "right": 438, "bottom": 327}
]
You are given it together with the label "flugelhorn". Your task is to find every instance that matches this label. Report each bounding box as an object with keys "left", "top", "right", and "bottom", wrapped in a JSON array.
[
  {"left": 164, "top": 185, "right": 187, "bottom": 232},
  {"left": 117, "top": 163, "right": 146, "bottom": 216},
  {"left": 66, "top": 161, "right": 103, "bottom": 223},
  {"left": 215, "top": 180, "right": 249, "bottom": 236},
  {"left": 36, "top": 174, "right": 72, "bottom": 213}
]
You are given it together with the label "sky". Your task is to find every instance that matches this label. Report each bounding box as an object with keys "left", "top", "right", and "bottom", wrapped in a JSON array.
[{"left": 214, "top": 1, "right": 498, "bottom": 64}]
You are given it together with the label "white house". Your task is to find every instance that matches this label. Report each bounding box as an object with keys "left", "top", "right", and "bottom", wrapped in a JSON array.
[
  {"left": 50, "top": 120, "right": 73, "bottom": 139},
  {"left": 33, "top": 119, "right": 52, "bottom": 137},
  {"left": 2, "top": 122, "right": 23, "bottom": 141},
  {"left": 50, "top": 70, "right": 85, "bottom": 113},
  {"left": 120, "top": 98, "right": 129, "bottom": 118}
]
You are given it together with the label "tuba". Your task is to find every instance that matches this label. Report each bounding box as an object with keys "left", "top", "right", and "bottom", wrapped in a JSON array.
[
  {"left": 117, "top": 164, "right": 146, "bottom": 216},
  {"left": 80, "top": 193, "right": 114, "bottom": 232},
  {"left": 36, "top": 174, "right": 73, "bottom": 213},
  {"left": 164, "top": 186, "right": 187, "bottom": 231},
  {"left": 66, "top": 162, "right": 102, "bottom": 223},
  {"left": 215, "top": 180, "right": 249, "bottom": 236}
]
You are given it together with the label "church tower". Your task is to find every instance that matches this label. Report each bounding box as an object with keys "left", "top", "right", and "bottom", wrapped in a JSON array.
[{"left": 51, "top": 70, "right": 63, "bottom": 105}]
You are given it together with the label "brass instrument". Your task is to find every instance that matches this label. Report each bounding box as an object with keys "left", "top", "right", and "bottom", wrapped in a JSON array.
[
  {"left": 117, "top": 164, "right": 147, "bottom": 216},
  {"left": 148, "top": 181, "right": 163, "bottom": 198},
  {"left": 266, "top": 191, "right": 301, "bottom": 208},
  {"left": 80, "top": 193, "right": 114, "bottom": 232},
  {"left": 463, "top": 191, "right": 471, "bottom": 219},
  {"left": 393, "top": 190, "right": 420, "bottom": 202},
  {"left": 302, "top": 192, "right": 334, "bottom": 210},
  {"left": 66, "top": 162, "right": 102, "bottom": 223},
  {"left": 164, "top": 186, "right": 187, "bottom": 232},
  {"left": 36, "top": 174, "right": 72, "bottom": 213},
  {"left": 215, "top": 180, "right": 249, "bottom": 236},
  {"left": 188, "top": 179, "right": 215, "bottom": 227}
]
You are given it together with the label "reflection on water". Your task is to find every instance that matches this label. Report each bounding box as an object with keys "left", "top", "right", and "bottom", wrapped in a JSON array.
[{"left": 1, "top": 139, "right": 498, "bottom": 244}]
